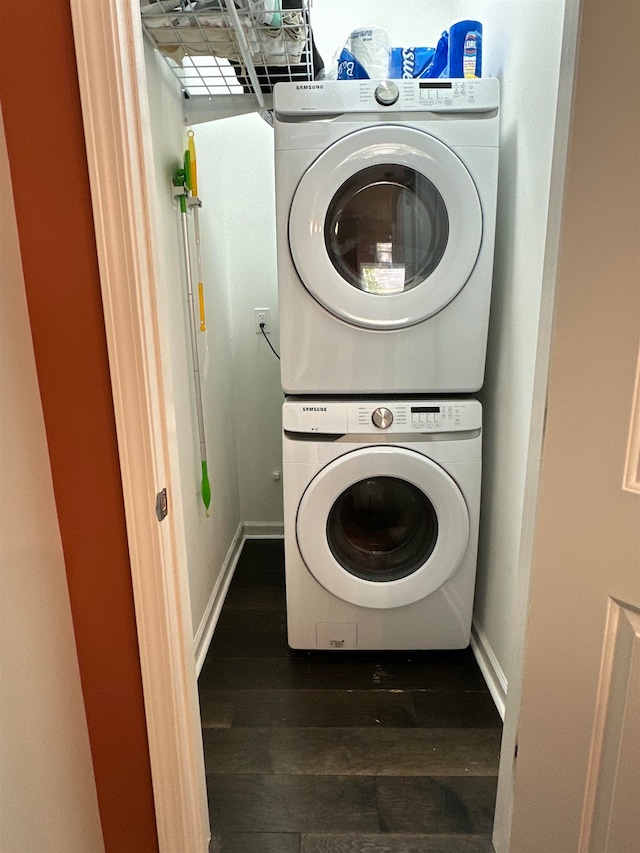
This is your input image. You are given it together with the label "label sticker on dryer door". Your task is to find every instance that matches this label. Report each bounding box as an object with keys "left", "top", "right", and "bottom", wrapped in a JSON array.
[{"left": 360, "top": 264, "right": 406, "bottom": 294}]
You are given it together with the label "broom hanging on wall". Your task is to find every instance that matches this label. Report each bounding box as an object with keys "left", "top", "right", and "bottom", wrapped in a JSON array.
[
  {"left": 187, "top": 130, "right": 207, "bottom": 333},
  {"left": 173, "top": 139, "right": 211, "bottom": 515}
]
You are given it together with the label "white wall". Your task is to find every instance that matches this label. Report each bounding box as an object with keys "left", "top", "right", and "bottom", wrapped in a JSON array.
[
  {"left": 144, "top": 42, "right": 242, "bottom": 637},
  {"left": 0, "top": 107, "right": 104, "bottom": 853},
  {"left": 195, "top": 114, "right": 284, "bottom": 524},
  {"left": 475, "top": 0, "right": 566, "bottom": 687}
]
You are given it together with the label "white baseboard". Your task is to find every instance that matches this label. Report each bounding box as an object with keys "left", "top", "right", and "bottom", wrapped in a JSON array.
[
  {"left": 243, "top": 521, "right": 284, "bottom": 538},
  {"left": 193, "top": 522, "right": 284, "bottom": 674},
  {"left": 470, "top": 619, "right": 508, "bottom": 721},
  {"left": 193, "top": 523, "right": 244, "bottom": 675}
]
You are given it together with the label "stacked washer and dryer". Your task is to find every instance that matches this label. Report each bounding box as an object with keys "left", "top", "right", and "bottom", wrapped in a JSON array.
[{"left": 273, "top": 77, "right": 500, "bottom": 650}]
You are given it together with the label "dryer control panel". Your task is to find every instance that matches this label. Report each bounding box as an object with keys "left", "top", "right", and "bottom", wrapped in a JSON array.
[
  {"left": 274, "top": 78, "right": 500, "bottom": 116},
  {"left": 283, "top": 399, "right": 482, "bottom": 434}
]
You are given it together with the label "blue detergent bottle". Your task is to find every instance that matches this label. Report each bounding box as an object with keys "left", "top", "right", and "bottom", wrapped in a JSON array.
[{"left": 447, "top": 20, "right": 483, "bottom": 78}]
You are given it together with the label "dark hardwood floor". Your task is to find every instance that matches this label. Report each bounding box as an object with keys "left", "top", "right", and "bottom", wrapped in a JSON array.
[{"left": 199, "top": 539, "right": 501, "bottom": 853}]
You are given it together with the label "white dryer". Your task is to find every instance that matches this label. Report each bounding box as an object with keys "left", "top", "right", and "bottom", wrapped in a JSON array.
[
  {"left": 282, "top": 397, "right": 482, "bottom": 650},
  {"left": 274, "top": 78, "right": 500, "bottom": 395}
]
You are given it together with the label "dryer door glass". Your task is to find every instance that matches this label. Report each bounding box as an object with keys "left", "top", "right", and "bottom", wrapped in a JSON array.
[
  {"left": 326, "top": 476, "right": 438, "bottom": 581},
  {"left": 289, "top": 126, "right": 484, "bottom": 329},
  {"left": 325, "top": 165, "right": 449, "bottom": 294}
]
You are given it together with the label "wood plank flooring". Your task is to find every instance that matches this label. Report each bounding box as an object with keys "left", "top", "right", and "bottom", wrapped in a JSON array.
[{"left": 199, "top": 539, "right": 501, "bottom": 853}]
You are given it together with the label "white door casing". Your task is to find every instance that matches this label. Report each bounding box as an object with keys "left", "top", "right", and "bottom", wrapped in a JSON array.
[
  {"left": 623, "top": 345, "right": 640, "bottom": 495},
  {"left": 70, "top": 1, "right": 210, "bottom": 851}
]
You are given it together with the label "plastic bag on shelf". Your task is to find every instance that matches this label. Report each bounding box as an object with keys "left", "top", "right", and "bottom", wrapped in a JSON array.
[
  {"left": 141, "top": 0, "right": 277, "bottom": 20},
  {"left": 336, "top": 26, "right": 391, "bottom": 80},
  {"left": 141, "top": 1, "right": 305, "bottom": 66},
  {"left": 231, "top": 0, "right": 324, "bottom": 94},
  {"left": 388, "top": 47, "right": 435, "bottom": 79}
]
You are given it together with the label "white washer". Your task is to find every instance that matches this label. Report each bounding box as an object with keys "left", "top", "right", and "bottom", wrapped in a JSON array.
[
  {"left": 274, "top": 78, "right": 500, "bottom": 395},
  {"left": 283, "top": 397, "right": 482, "bottom": 650}
]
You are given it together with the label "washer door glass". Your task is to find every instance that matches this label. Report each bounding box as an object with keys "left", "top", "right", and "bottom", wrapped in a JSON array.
[
  {"left": 327, "top": 476, "right": 438, "bottom": 580},
  {"left": 325, "top": 165, "right": 449, "bottom": 295},
  {"left": 289, "top": 125, "right": 482, "bottom": 330},
  {"left": 296, "top": 446, "right": 470, "bottom": 609}
]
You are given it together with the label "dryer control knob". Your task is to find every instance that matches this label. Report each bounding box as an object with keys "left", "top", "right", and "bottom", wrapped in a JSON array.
[
  {"left": 374, "top": 80, "right": 399, "bottom": 106},
  {"left": 372, "top": 407, "right": 394, "bottom": 429}
]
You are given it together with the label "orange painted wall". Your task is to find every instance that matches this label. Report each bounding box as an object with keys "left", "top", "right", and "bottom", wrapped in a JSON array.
[{"left": 0, "top": 2, "right": 158, "bottom": 850}]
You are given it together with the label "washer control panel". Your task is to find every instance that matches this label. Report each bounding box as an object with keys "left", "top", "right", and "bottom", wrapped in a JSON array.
[{"left": 283, "top": 399, "right": 482, "bottom": 434}]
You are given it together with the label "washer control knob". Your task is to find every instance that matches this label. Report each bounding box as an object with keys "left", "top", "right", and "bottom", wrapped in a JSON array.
[
  {"left": 372, "top": 407, "right": 394, "bottom": 429},
  {"left": 374, "top": 80, "right": 399, "bottom": 106}
]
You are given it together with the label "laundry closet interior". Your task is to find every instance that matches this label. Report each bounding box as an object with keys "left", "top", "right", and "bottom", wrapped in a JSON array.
[
  {"left": 141, "top": 0, "right": 564, "bottom": 685},
  {"left": 134, "top": 0, "right": 570, "bottom": 844}
]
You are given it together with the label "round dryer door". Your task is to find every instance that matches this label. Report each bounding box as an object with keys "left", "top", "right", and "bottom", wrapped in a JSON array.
[
  {"left": 296, "top": 446, "right": 470, "bottom": 609},
  {"left": 289, "top": 125, "right": 482, "bottom": 330}
]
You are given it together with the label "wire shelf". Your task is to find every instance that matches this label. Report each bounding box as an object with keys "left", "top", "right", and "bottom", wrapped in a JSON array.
[{"left": 141, "top": 0, "right": 318, "bottom": 119}]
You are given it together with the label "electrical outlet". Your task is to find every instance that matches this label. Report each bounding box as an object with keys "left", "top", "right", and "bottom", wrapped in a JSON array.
[{"left": 254, "top": 308, "right": 271, "bottom": 334}]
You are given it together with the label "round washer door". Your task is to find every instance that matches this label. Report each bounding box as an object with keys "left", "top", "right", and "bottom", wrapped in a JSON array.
[
  {"left": 296, "top": 446, "right": 470, "bottom": 609},
  {"left": 289, "top": 125, "right": 482, "bottom": 330}
]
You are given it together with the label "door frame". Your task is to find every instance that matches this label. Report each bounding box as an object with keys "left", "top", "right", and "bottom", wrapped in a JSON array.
[
  {"left": 491, "top": 0, "right": 583, "bottom": 848},
  {"left": 69, "top": 1, "right": 582, "bottom": 850},
  {"left": 70, "top": 1, "right": 210, "bottom": 850}
]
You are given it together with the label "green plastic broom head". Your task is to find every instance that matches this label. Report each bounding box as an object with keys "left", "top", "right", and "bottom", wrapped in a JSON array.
[{"left": 201, "top": 460, "right": 211, "bottom": 516}]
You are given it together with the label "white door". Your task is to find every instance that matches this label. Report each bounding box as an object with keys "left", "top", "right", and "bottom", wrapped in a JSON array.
[
  {"left": 289, "top": 126, "right": 482, "bottom": 329},
  {"left": 497, "top": 0, "right": 640, "bottom": 849},
  {"left": 296, "top": 446, "right": 470, "bottom": 608}
]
